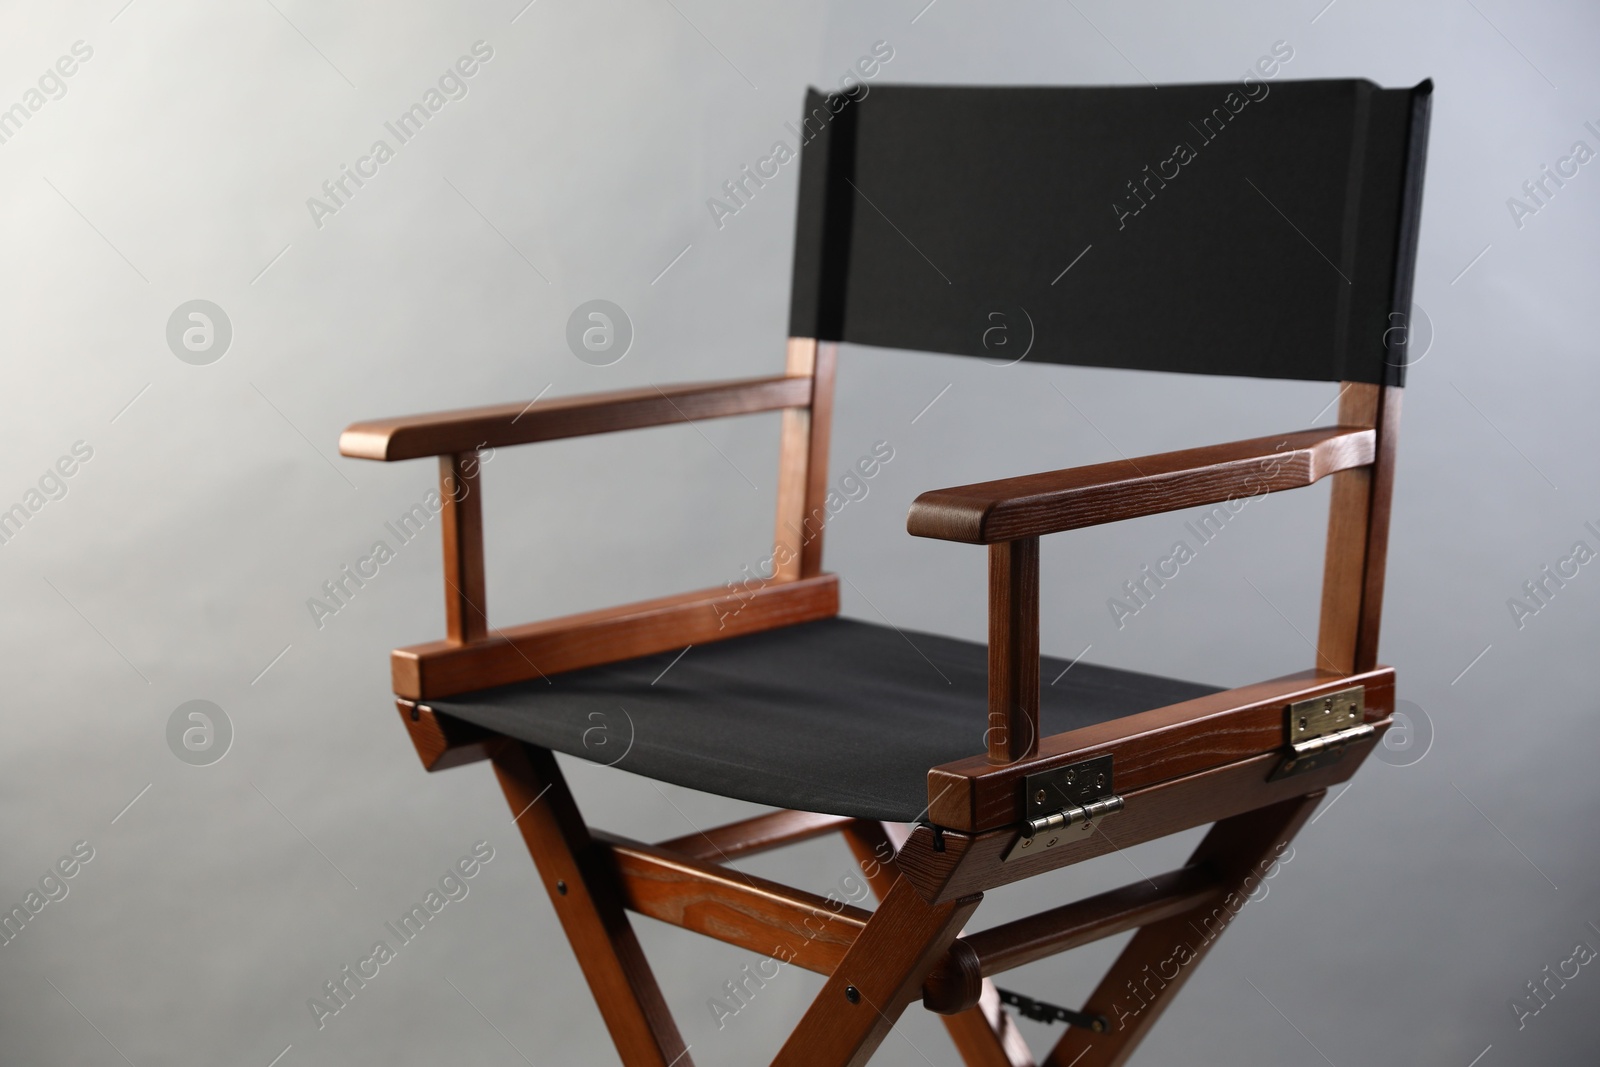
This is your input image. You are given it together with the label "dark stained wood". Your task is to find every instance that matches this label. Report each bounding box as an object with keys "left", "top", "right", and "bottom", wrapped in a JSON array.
[
  {"left": 595, "top": 831, "right": 870, "bottom": 976},
  {"left": 908, "top": 427, "right": 1375, "bottom": 544},
  {"left": 340, "top": 375, "right": 813, "bottom": 461},
  {"left": 657, "top": 809, "right": 857, "bottom": 864},
  {"left": 922, "top": 939, "right": 986, "bottom": 1015},
  {"left": 1316, "top": 383, "right": 1377, "bottom": 673},
  {"left": 989, "top": 538, "right": 1041, "bottom": 764},
  {"left": 772, "top": 338, "right": 838, "bottom": 582},
  {"left": 800, "top": 342, "right": 838, "bottom": 578},
  {"left": 840, "top": 820, "right": 904, "bottom": 900},
  {"left": 438, "top": 452, "right": 488, "bottom": 644},
  {"left": 393, "top": 573, "right": 839, "bottom": 699},
  {"left": 843, "top": 822, "right": 1034, "bottom": 1066},
  {"left": 395, "top": 700, "right": 494, "bottom": 771},
  {"left": 1354, "top": 387, "right": 1402, "bottom": 673},
  {"left": 955, "top": 984, "right": 1039, "bottom": 1067},
  {"left": 1043, "top": 793, "right": 1322, "bottom": 1067},
  {"left": 923, "top": 865, "right": 1224, "bottom": 1012},
  {"left": 771, "top": 877, "right": 982, "bottom": 1067},
  {"left": 491, "top": 742, "right": 691, "bottom": 1067},
  {"left": 928, "top": 667, "right": 1393, "bottom": 832},
  {"left": 772, "top": 338, "right": 818, "bottom": 584},
  {"left": 902, "top": 732, "right": 1382, "bottom": 905}
]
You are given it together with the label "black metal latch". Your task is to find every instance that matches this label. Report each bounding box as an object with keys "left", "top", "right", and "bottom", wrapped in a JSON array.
[{"left": 996, "top": 987, "right": 1108, "bottom": 1033}]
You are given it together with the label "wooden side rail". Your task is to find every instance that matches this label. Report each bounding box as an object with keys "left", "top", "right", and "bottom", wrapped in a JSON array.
[
  {"left": 906, "top": 426, "right": 1375, "bottom": 544},
  {"left": 921, "top": 864, "right": 1224, "bottom": 1014},
  {"left": 595, "top": 831, "right": 871, "bottom": 976},
  {"left": 340, "top": 375, "right": 813, "bottom": 461},
  {"left": 903, "top": 738, "right": 1376, "bottom": 905},
  {"left": 928, "top": 666, "right": 1393, "bottom": 832},
  {"left": 395, "top": 573, "right": 838, "bottom": 699}
]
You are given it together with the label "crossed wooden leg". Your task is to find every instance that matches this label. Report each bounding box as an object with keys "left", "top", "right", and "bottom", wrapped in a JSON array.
[
  {"left": 492, "top": 741, "right": 693, "bottom": 1067},
  {"left": 493, "top": 744, "right": 1322, "bottom": 1067},
  {"left": 844, "top": 821, "right": 1034, "bottom": 1067},
  {"left": 1042, "top": 792, "right": 1323, "bottom": 1067},
  {"left": 770, "top": 872, "right": 981, "bottom": 1067}
]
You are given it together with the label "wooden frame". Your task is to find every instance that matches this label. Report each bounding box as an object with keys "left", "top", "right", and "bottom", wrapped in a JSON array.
[{"left": 341, "top": 352, "right": 1402, "bottom": 1066}]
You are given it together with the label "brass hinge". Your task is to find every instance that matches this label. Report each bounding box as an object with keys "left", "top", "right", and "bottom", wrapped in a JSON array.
[
  {"left": 1004, "top": 754, "right": 1124, "bottom": 862},
  {"left": 1268, "top": 685, "right": 1375, "bottom": 780}
]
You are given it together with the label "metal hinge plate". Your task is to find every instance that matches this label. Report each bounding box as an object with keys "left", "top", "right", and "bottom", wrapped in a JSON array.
[
  {"left": 1004, "top": 755, "right": 1124, "bottom": 862},
  {"left": 1268, "top": 685, "right": 1374, "bottom": 780}
]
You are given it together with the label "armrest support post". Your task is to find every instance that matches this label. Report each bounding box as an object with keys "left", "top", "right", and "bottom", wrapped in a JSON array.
[
  {"left": 772, "top": 339, "right": 837, "bottom": 581},
  {"left": 439, "top": 452, "right": 488, "bottom": 644},
  {"left": 988, "top": 537, "right": 1040, "bottom": 764},
  {"left": 1316, "top": 383, "right": 1401, "bottom": 674}
]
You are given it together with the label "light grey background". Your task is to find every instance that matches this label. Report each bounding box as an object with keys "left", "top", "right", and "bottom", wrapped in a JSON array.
[{"left": 2, "top": 1, "right": 1597, "bottom": 1064}]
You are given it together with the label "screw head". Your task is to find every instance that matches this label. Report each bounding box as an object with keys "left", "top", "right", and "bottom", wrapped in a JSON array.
[
  {"left": 1095, "top": 773, "right": 1106, "bottom": 789},
  {"left": 556, "top": 880, "right": 568, "bottom": 896},
  {"left": 1064, "top": 770, "right": 1077, "bottom": 785},
  {"left": 845, "top": 985, "right": 861, "bottom": 1004},
  {"left": 1033, "top": 788, "right": 1047, "bottom": 804}
]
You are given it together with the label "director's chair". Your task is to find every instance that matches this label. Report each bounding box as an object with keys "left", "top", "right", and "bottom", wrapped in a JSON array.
[{"left": 340, "top": 79, "right": 1431, "bottom": 1065}]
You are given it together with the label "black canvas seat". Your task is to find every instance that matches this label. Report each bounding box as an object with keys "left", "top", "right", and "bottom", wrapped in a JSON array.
[{"left": 427, "top": 617, "right": 1219, "bottom": 821}]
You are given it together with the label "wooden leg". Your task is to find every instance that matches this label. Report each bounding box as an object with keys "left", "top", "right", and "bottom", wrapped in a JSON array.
[
  {"left": 943, "top": 982, "right": 1037, "bottom": 1067},
  {"left": 843, "top": 822, "right": 1033, "bottom": 1067},
  {"left": 1042, "top": 793, "right": 1323, "bottom": 1067},
  {"left": 771, "top": 869, "right": 980, "bottom": 1067},
  {"left": 491, "top": 741, "right": 692, "bottom": 1067}
]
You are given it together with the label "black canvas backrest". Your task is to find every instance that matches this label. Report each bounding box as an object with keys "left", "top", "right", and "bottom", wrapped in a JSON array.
[{"left": 788, "top": 79, "right": 1431, "bottom": 386}]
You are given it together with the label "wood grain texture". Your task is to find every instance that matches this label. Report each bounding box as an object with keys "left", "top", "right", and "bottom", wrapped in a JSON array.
[
  {"left": 771, "top": 338, "right": 837, "bottom": 582},
  {"left": 392, "top": 573, "right": 838, "bottom": 699},
  {"left": 907, "top": 427, "right": 1374, "bottom": 544},
  {"left": 772, "top": 338, "right": 818, "bottom": 583},
  {"left": 656, "top": 809, "right": 856, "bottom": 864},
  {"left": 595, "top": 831, "right": 870, "bottom": 977},
  {"left": 800, "top": 342, "right": 837, "bottom": 578},
  {"left": 845, "top": 823, "right": 1035, "bottom": 1065},
  {"left": 438, "top": 453, "right": 488, "bottom": 644},
  {"left": 955, "top": 983, "right": 1039, "bottom": 1067},
  {"left": 770, "top": 877, "right": 982, "bottom": 1067},
  {"left": 340, "top": 375, "right": 813, "bottom": 461},
  {"left": 1315, "top": 383, "right": 1378, "bottom": 673},
  {"left": 840, "top": 820, "right": 903, "bottom": 901},
  {"left": 946, "top": 865, "right": 1222, "bottom": 995},
  {"left": 902, "top": 733, "right": 1381, "bottom": 904},
  {"left": 1354, "top": 387, "right": 1402, "bottom": 672},
  {"left": 394, "top": 701, "right": 494, "bottom": 771},
  {"left": 928, "top": 667, "right": 1393, "bottom": 832},
  {"left": 988, "top": 538, "right": 1041, "bottom": 764},
  {"left": 1043, "top": 794, "right": 1322, "bottom": 1067},
  {"left": 491, "top": 742, "right": 691, "bottom": 1067}
]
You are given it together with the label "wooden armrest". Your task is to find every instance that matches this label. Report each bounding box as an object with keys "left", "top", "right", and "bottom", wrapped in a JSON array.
[
  {"left": 340, "top": 375, "right": 813, "bottom": 461},
  {"left": 906, "top": 427, "right": 1375, "bottom": 544}
]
